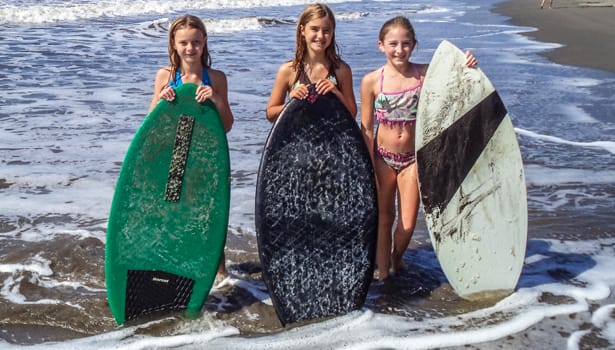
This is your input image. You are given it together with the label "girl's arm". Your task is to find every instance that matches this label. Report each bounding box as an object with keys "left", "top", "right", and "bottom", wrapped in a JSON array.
[
  {"left": 333, "top": 62, "right": 358, "bottom": 117},
  {"left": 266, "top": 62, "right": 296, "bottom": 123},
  {"left": 148, "top": 67, "right": 174, "bottom": 112},
  {"left": 359, "top": 71, "right": 377, "bottom": 162},
  {"left": 204, "top": 69, "right": 234, "bottom": 133}
]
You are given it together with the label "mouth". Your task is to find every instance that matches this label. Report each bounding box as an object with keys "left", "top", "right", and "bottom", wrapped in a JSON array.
[
  {"left": 392, "top": 54, "right": 407, "bottom": 60},
  {"left": 312, "top": 40, "right": 326, "bottom": 48}
]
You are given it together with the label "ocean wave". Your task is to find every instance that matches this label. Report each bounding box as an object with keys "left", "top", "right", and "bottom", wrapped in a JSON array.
[
  {"left": 117, "top": 16, "right": 293, "bottom": 38},
  {"left": 0, "top": 0, "right": 353, "bottom": 24},
  {"left": 516, "top": 127, "right": 615, "bottom": 155},
  {"left": 336, "top": 11, "right": 369, "bottom": 21}
]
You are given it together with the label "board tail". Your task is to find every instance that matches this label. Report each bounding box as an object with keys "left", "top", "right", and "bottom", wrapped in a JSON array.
[{"left": 124, "top": 270, "right": 195, "bottom": 322}]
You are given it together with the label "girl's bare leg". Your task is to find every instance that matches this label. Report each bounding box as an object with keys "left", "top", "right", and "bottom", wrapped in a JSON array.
[
  {"left": 391, "top": 163, "right": 420, "bottom": 274},
  {"left": 374, "top": 156, "right": 398, "bottom": 281}
]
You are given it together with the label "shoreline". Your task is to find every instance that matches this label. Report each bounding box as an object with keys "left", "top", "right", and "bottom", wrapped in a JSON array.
[{"left": 491, "top": 0, "right": 615, "bottom": 73}]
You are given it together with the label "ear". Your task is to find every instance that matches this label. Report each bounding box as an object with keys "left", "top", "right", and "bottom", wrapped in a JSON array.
[{"left": 378, "top": 41, "right": 385, "bottom": 53}]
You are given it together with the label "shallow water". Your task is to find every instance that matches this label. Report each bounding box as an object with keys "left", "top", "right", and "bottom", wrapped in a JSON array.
[{"left": 1, "top": 0, "right": 614, "bottom": 349}]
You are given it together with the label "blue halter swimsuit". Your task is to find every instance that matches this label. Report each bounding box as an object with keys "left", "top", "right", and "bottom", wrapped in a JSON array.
[{"left": 168, "top": 68, "right": 212, "bottom": 88}]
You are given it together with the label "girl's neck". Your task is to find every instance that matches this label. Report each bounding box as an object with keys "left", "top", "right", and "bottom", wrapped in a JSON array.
[
  {"left": 177, "top": 61, "right": 205, "bottom": 85},
  {"left": 305, "top": 50, "right": 329, "bottom": 66},
  {"left": 385, "top": 61, "right": 414, "bottom": 77},
  {"left": 179, "top": 61, "right": 203, "bottom": 74}
]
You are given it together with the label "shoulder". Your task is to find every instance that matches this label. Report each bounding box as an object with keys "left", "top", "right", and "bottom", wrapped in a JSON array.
[
  {"left": 334, "top": 60, "right": 352, "bottom": 76},
  {"left": 155, "top": 66, "right": 173, "bottom": 80},
  {"left": 413, "top": 62, "right": 429, "bottom": 78},
  {"left": 336, "top": 60, "right": 351, "bottom": 71},
  {"left": 208, "top": 68, "right": 227, "bottom": 83},
  {"left": 361, "top": 67, "right": 382, "bottom": 86},
  {"left": 273, "top": 61, "right": 297, "bottom": 86},
  {"left": 207, "top": 68, "right": 230, "bottom": 92},
  {"left": 277, "top": 61, "right": 295, "bottom": 75}
]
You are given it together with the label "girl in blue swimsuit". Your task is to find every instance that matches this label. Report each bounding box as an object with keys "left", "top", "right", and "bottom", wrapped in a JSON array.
[
  {"left": 149, "top": 15, "right": 234, "bottom": 133},
  {"left": 360, "top": 16, "right": 477, "bottom": 281},
  {"left": 148, "top": 14, "right": 235, "bottom": 282}
]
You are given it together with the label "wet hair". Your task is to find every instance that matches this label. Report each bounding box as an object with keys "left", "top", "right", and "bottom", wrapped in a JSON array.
[
  {"left": 167, "top": 15, "right": 211, "bottom": 79},
  {"left": 292, "top": 3, "right": 341, "bottom": 77},
  {"left": 378, "top": 16, "right": 418, "bottom": 50}
]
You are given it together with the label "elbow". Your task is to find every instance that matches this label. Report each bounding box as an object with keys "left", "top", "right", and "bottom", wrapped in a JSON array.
[
  {"left": 224, "top": 118, "right": 234, "bottom": 133},
  {"left": 360, "top": 125, "right": 373, "bottom": 142},
  {"left": 265, "top": 108, "right": 278, "bottom": 123},
  {"left": 222, "top": 112, "right": 234, "bottom": 133},
  {"left": 346, "top": 100, "right": 358, "bottom": 117},
  {"left": 349, "top": 107, "right": 358, "bottom": 118}
]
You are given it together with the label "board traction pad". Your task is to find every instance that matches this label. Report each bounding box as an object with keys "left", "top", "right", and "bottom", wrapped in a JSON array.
[
  {"left": 165, "top": 114, "right": 195, "bottom": 202},
  {"left": 125, "top": 270, "right": 194, "bottom": 321}
]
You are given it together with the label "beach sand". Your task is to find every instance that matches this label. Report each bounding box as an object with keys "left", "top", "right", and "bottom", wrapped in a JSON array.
[{"left": 492, "top": 0, "right": 615, "bottom": 73}]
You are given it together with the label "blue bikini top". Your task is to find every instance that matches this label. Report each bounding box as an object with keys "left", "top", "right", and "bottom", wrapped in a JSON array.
[{"left": 168, "top": 68, "right": 211, "bottom": 88}]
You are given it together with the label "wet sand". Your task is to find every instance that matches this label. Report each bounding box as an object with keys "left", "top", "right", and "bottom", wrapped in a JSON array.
[{"left": 492, "top": 0, "right": 615, "bottom": 73}]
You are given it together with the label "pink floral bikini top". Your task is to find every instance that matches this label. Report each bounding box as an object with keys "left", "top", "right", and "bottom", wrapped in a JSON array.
[{"left": 374, "top": 64, "right": 422, "bottom": 126}]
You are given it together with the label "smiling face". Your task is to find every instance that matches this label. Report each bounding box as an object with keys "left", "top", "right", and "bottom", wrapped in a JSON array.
[
  {"left": 379, "top": 25, "right": 415, "bottom": 67},
  {"left": 172, "top": 27, "right": 207, "bottom": 65},
  {"left": 292, "top": 4, "right": 339, "bottom": 75},
  {"left": 167, "top": 15, "right": 211, "bottom": 70},
  {"left": 300, "top": 16, "right": 333, "bottom": 55}
]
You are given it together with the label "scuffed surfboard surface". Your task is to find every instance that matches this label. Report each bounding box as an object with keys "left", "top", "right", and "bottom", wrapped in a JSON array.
[
  {"left": 256, "top": 88, "right": 377, "bottom": 325},
  {"left": 416, "top": 40, "right": 527, "bottom": 299},
  {"left": 106, "top": 83, "right": 230, "bottom": 324}
]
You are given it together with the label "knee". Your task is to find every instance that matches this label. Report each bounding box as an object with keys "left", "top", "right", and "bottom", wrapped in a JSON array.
[
  {"left": 378, "top": 209, "right": 396, "bottom": 227},
  {"left": 397, "top": 218, "right": 417, "bottom": 235}
]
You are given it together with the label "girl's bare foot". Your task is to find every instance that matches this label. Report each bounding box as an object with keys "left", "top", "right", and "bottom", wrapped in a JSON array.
[
  {"left": 390, "top": 254, "right": 407, "bottom": 276},
  {"left": 213, "top": 272, "right": 228, "bottom": 288},
  {"left": 373, "top": 269, "right": 389, "bottom": 281}
]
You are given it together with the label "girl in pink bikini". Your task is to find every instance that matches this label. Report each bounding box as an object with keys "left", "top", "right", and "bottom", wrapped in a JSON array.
[{"left": 360, "top": 16, "right": 477, "bottom": 281}]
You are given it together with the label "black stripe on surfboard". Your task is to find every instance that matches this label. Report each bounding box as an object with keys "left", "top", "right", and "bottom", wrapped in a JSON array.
[{"left": 417, "top": 91, "right": 507, "bottom": 214}]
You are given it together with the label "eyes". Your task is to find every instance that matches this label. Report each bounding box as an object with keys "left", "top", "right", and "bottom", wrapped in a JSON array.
[
  {"left": 173, "top": 28, "right": 207, "bottom": 49},
  {"left": 385, "top": 40, "right": 413, "bottom": 49},
  {"left": 176, "top": 39, "right": 203, "bottom": 48},
  {"left": 306, "top": 25, "right": 332, "bottom": 36}
]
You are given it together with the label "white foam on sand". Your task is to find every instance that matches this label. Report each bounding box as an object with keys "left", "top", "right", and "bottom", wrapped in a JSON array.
[
  {"left": 4, "top": 238, "right": 613, "bottom": 350},
  {"left": 0, "top": 255, "right": 103, "bottom": 307}
]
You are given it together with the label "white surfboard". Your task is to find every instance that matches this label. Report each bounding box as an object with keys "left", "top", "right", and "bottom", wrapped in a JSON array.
[{"left": 416, "top": 40, "right": 527, "bottom": 299}]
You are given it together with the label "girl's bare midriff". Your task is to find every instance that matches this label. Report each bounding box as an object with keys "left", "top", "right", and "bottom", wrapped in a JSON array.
[{"left": 376, "top": 123, "right": 415, "bottom": 154}]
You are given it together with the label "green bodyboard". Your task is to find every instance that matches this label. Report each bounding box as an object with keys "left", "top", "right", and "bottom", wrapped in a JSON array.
[{"left": 105, "top": 83, "right": 230, "bottom": 325}]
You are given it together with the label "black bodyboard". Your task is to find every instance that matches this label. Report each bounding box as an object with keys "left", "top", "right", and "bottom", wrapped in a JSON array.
[{"left": 255, "top": 88, "right": 378, "bottom": 325}]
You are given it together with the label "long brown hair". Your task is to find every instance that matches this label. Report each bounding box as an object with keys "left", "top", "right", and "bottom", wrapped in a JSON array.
[
  {"left": 292, "top": 3, "right": 341, "bottom": 78},
  {"left": 167, "top": 15, "right": 211, "bottom": 81}
]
